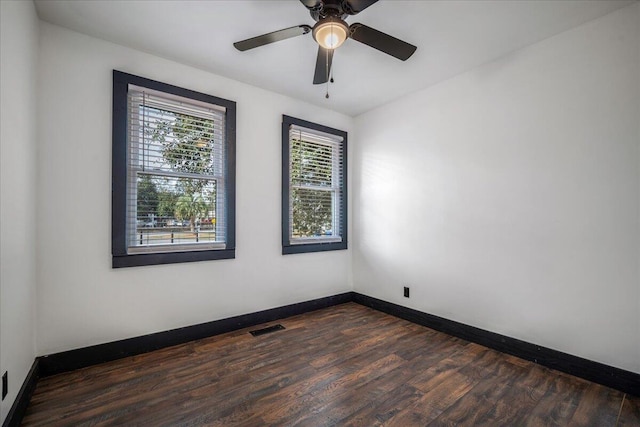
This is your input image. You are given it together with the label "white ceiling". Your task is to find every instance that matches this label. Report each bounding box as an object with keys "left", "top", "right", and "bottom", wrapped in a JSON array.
[{"left": 34, "top": 0, "right": 634, "bottom": 117}]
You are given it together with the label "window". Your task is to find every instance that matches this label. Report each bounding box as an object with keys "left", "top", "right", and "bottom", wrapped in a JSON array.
[
  {"left": 112, "top": 71, "right": 236, "bottom": 267},
  {"left": 282, "top": 115, "right": 347, "bottom": 254}
]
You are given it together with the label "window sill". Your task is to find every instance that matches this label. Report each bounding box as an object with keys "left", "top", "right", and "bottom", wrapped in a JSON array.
[
  {"left": 113, "top": 249, "right": 235, "bottom": 268},
  {"left": 282, "top": 241, "right": 347, "bottom": 255}
]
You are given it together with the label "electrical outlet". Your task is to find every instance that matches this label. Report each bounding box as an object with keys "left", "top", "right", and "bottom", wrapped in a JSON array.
[
  {"left": 2, "top": 371, "right": 7, "bottom": 400},
  {"left": 404, "top": 286, "right": 410, "bottom": 298}
]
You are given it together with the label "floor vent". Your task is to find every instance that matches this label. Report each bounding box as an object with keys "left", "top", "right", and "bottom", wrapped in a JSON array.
[{"left": 250, "top": 324, "right": 286, "bottom": 337}]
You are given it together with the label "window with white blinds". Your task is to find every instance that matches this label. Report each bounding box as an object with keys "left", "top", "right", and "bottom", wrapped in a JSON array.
[
  {"left": 282, "top": 116, "right": 347, "bottom": 254},
  {"left": 112, "top": 71, "right": 236, "bottom": 267}
]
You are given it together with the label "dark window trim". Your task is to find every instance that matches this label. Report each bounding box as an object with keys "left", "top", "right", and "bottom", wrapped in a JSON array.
[
  {"left": 282, "top": 115, "right": 347, "bottom": 255},
  {"left": 112, "top": 70, "right": 236, "bottom": 268}
]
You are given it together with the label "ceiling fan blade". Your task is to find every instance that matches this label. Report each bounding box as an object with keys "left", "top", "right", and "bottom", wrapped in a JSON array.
[
  {"left": 299, "top": 0, "right": 322, "bottom": 10},
  {"left": 343, "top": 0, "right": 379, "bottom": 14},
  {"left": 313, "top": 46, "right": 334, "bottom": 85},
  {"left": 234, "top": 25, "right": 311, "bottom": 51},
  {"left": 349, "top": 23, "right": 416, "bottom": 60}
]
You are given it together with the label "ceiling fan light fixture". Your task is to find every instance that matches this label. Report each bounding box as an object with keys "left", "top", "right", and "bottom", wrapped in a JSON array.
[{"left": 313, "top": 18, "right": 349, "bottom": 50}]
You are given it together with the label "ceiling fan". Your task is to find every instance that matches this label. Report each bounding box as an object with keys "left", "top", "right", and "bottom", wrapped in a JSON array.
[{"left": 233, "top": 0, "right": 417, "bottom": 85}]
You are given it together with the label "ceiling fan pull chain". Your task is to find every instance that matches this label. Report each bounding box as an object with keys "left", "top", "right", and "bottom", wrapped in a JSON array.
[
  {"left": 325, "top": 47, "right": 330, "bottom": 98},
  {"left": 330, "top": 60, "right": 335, "bottom": 84},
  {"left": 329, "top": 23, "right": 334, "bottom": 85}
]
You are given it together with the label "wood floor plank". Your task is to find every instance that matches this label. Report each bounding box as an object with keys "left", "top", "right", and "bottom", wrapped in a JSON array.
[
  {"left": 340, "top": 383, "right": 423, "bottom": 427},
  {"left": 21, "top": 303, "right": 629, "bottom": 426},
  {"left": 564, "top": 382, "right": 622, "bottom": 426},
  {"left": 392, "top": 370, "right": 479, "bottom": 425},
  {"left": 262, "top": 352, "right": 406, "bottom": 425},
  {"left": 617, "top": 394, "right": 640, "bottom": 426},
  {"left": 424, "top": 362, "right": 522, "bottom": 426}
]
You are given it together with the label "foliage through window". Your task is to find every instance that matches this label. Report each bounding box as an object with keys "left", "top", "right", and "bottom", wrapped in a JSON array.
[
  {"left": 282, "top": 115, "right": 347, "bottom": 254},
  {"left": 112, "top": 71, "right": 236, "bottom": 267}
]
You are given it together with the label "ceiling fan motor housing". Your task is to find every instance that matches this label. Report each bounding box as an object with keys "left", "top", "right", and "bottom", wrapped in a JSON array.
[{"left": 309, "top": 0, "right": 351, "bottom": 21}]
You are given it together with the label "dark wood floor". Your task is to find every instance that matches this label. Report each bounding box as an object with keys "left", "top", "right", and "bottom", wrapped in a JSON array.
[{"left": 23, "top": 302, "right": 639, "bottom": 426}]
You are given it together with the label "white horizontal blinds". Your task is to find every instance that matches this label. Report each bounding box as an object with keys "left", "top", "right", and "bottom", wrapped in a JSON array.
[
  {"left": 127, "top": 85, "right": 226, "bottom": 253},
  {"left": 289, "top": 125, "right": 344, "bottom": 243}
]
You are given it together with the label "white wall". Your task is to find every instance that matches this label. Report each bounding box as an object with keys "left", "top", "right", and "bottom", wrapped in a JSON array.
[
  {"left": 36, "top": 22, "right": 353, "bottom": 356},
  {"left": 0, "top": 0, "right": 39, "bottom": 422},
  {"left": 353, "top": 3, "right": 640, "bottom": 373}
]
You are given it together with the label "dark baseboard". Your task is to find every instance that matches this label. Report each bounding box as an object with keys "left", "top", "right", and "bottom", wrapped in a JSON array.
[
  {"left": 353, "top": 292, "right": 640, "bottom": 396},
  {"left": 2, "top": 359, "right": 39, "bottom": 427},
  {"left": 32, "top": 290, "right": 640, "bottom": 397},
  {"left": 39, "top": 292, "right": 353, "bottom": 377}
]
